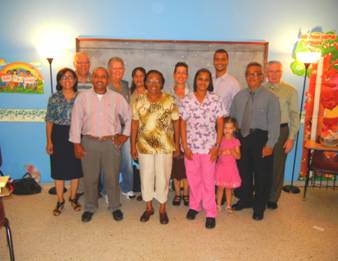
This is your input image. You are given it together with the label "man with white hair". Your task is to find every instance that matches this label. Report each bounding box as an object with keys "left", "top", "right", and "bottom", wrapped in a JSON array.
[
  {"left": 265, "top": 60, "right": 299, "bottom": 210},
  {"left": 107, "top": 57, "right": 135, "bottom": 200},
  {"left": 73, "top": 52, "right": 92, "bottom": 198},
  {"left": 74, "top": 52, "right": 92, "bottom": 91}
]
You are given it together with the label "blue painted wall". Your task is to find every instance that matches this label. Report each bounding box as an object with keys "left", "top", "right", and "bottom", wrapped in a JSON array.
[{"left": 0, "top": 0, "right": 337, "bottom": 182}]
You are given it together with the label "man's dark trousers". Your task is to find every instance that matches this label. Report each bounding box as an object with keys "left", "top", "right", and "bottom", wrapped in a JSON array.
[{"left": 236, "top": 129, "right": 273, "bottom": 215}]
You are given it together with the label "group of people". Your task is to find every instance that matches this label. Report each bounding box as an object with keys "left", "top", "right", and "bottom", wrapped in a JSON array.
[{"left": 45, "top": 49, "right": 299, "bottom": 229}]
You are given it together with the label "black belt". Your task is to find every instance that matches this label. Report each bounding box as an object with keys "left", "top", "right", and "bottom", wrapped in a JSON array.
[
  {"left": 249, "top": 128, "right": 265, "bottom": 134},
  {"left": 248, "top": 125, "right": 286, "bottom": 134}
]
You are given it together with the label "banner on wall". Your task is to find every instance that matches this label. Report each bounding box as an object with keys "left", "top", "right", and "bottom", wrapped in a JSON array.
[
  {"left": 0, "top": 61, "right": 44, "bottom": 94},
  {"left": 0, "top": 108, "right": 46, "bottom": 122},
  {"left": 291, "top": 31, "right": 338, "bottom": 178}
]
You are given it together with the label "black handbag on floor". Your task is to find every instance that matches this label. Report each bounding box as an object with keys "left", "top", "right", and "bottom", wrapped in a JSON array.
[{"left": 12, "top": 173, "right": 41, "bottom": 195}]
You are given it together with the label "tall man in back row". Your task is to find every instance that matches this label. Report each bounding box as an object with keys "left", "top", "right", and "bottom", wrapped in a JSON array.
[
  {"left": 213, "top": 49, "right": 241, "bottom": 116},
  {"left": 73, "top": 52, "right": 92, "bottom": 198},
  {"left": 74, "top": 52, "right": 92, "bottom": 91},
  {"left": 107, "top": 57, "right": 135, "bottom": 200},
  {"left": 230, "top": 62, "right": 280, "bottom": 221},
  {"left": 265, "top": 61, "right": 299, "bottom": 209}
]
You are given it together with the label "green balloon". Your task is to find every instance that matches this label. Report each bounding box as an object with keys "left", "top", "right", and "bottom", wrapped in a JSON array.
[{"left": 290, "top": 61, "right": 305, "bottom": 76}]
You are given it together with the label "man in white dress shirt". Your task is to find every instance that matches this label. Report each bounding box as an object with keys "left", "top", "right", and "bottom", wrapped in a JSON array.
[{"left": 212, "top": 49, "right": 241, "bottom": 116}]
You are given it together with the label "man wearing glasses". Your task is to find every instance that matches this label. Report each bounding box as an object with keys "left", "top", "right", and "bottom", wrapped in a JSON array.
[
  {"left": 265, "top": 61, "right": 299, "bottom": 210},
  {"left": 230, "top": 62, "right": 280, "bottom": 221}
]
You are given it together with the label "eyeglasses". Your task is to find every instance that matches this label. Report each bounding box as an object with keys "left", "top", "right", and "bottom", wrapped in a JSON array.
[
  {"left": 61, "top": 75, "right": 75, "bottom": 80},
  {"left": 246, "top": 72, "right": 263, "bottom": 78},
  {"left": 146, "top": 80, "right": 161, "bottom": 85}
]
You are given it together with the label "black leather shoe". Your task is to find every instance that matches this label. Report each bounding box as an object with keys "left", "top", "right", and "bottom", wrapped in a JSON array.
[
  {"left": 252, "top": 212, "right": 264, "bottom": 221},
  {"left": 140, "top": 210, "right": 154, "bottom": 222},
  {"left": 186, "top": 209, "right": 198, "bottom": 220},
  {"left": 267, "top": 201, "right": 278, "bottom": 210},
  {"left": 81, "top": 211, "right": 94, "bottom": 222},
  {"left": 112, "top": 209, "right": 124, "bottom": 221},
  {"left": 232, "top": 201, "right": 253, "bottom": 211},
  {"left": 159, "top": 211, "right": 169, "bottom": 224},
  {"left": 205, "top": 217, "right": 216, "bottom": 229}
]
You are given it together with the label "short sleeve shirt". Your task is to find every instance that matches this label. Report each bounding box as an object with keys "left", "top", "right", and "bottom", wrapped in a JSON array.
[
  {"left": 45, "top": 91, "right": 76, "bottom": 125},
  {"left": 132, "top": 92, "right": 179, "bottom": 154},
  {"left": 179, "top": 92, "right": 225, "bottom": 153}
]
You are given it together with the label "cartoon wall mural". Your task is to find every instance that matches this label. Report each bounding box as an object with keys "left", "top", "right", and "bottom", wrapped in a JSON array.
[
  {"left": 291, "top": 31, "right": 338, "bottom": 178},
  {"left": 0, "top": 61, "right": 44, "bottom": 94}
]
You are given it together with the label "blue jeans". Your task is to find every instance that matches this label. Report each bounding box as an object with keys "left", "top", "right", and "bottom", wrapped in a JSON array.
[{"left": 119, "top": 138, "right": 134, "bottom": 193}]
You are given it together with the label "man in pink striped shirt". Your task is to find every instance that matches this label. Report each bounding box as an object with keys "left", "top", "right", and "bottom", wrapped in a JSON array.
[{"left": 69, "top": 67, "right": 131, "bottom": 223}]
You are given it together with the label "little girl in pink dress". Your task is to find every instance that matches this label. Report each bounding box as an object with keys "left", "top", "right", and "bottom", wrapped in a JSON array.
[{"left": 215, "top": 117, "right": 241, "bottom": 211}]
